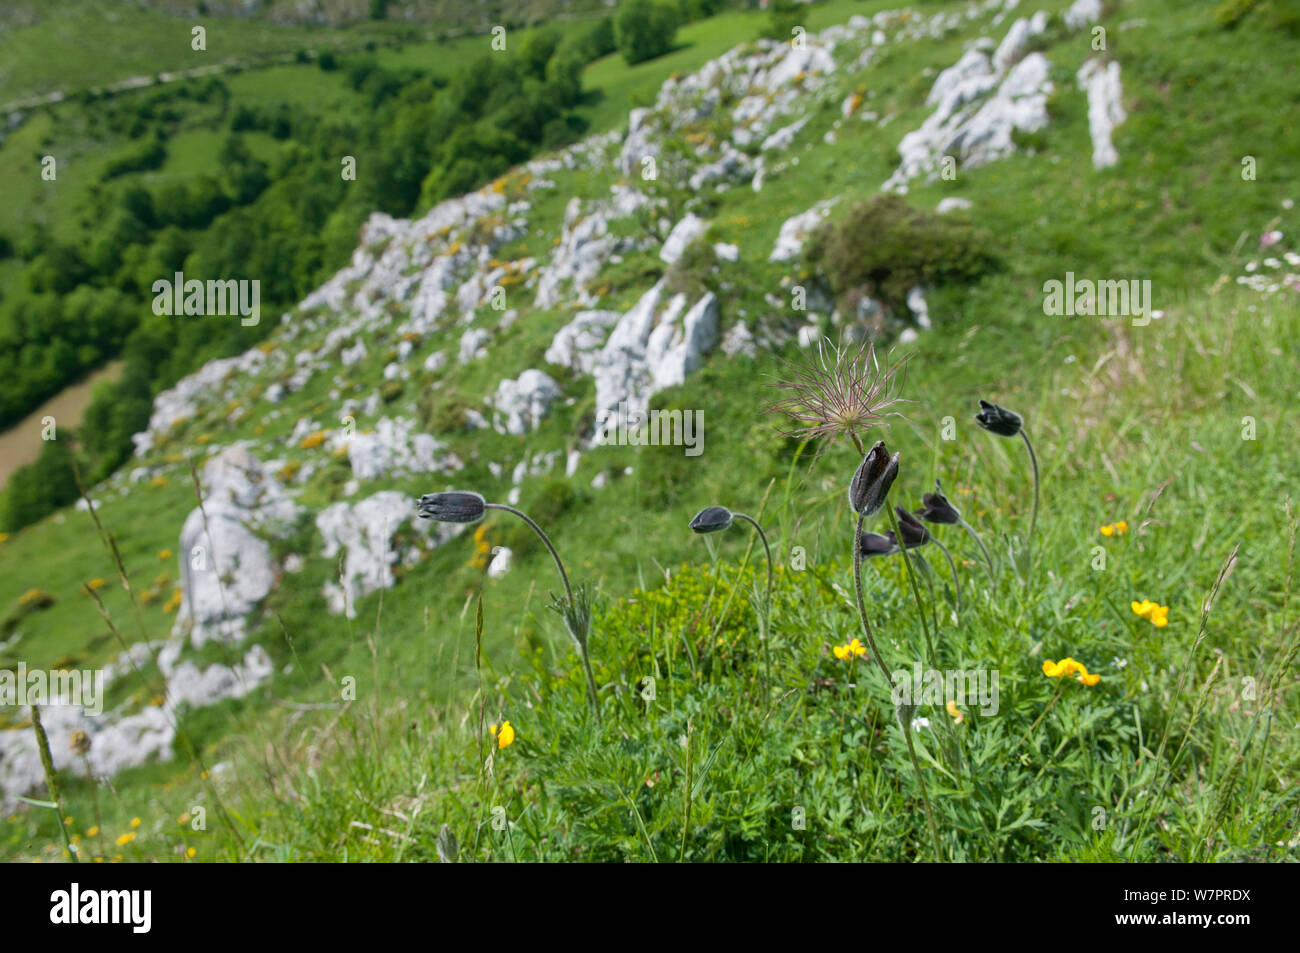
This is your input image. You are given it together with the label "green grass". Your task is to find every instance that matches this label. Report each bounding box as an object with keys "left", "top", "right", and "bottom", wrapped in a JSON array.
[{"left": 3, "top": 0, "right": 1299, "bottom": 862}]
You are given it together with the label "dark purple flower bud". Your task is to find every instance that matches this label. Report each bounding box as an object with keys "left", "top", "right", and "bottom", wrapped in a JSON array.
[
  {"left": 417, "top": 491, "right": 486, "bottom": 523},
  {"left": 858, "top": 531, "right": 900, "bottom": 558},
  {"left": 849, "top": 441, "right": 900, "bottom": 517},
  {"left": 689, "top": 506, "right": 733, "bottom": 534},
  {"left": 974, "top": 399, "right": 1023, "bottom": 438},
  {"left": 894, "top": 505, "right": 930, "bottom": 548},
  {"left": 917, "top": 480, "right": 961, "bottom": 525}
]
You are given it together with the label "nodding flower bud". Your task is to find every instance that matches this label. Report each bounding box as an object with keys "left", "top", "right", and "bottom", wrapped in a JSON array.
[
  {"left": 689, "top": 505, "right": 734, "bottom": 534},
  {"left": 894, "top": 505, "right": 931, "bottom": 549},
  {"left": 849, "top": 441, "right": 900, "bottom": 517},
  {"left": 917, "top": 480, "right": 961, "bottom": 525},
  {"left": 69, "top": 730, "right": 91, "bottom": 756},
  {"left": 417, "top": 491, "right": 487, "bottom": 523},
  {"left": 858, "top": 531, "right": 900, "bottom": 558},
  {"left": 974, "top": 399, "right": 1023, "bottom": 437}
]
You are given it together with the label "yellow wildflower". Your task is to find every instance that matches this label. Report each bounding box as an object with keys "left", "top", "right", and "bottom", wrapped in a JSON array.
[
  {"left": 87, "top": 826, "right": 100, "bottom": 837},
  {"left": 1131, "top": 599, "right": 1170, "bottom": 627},
  {"left": 116, "top": 832, "right": 136, "bottom": 846},
  {"left": 946, "top": 699, "right": 964, "bottom": 724},
  {"left": 1042, "top": 657, "right": 1101, "bottom": 686},
  {"left": 158, "top": 549, "right": 173, "bottom": 560},
  {"left": 489, "top": 720, "right": 515, "bottom": 750},
  {"left": 832, "top": 638, "right": 867, "bottom": 661},
  {"left": 130, "top": 817, "right": 141, "bottom": 828},
  {"left": 88, "top": 578, "right": 106, "bottom": 590}
]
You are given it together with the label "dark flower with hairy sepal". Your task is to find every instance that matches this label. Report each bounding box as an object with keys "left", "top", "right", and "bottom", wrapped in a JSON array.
[
  {"left": 917, "top": 480, "right": 961, "bottom": 525},
  {"left": 849, "top": 441, "right": 900, "bottom": 517},
  {"left": 894, "top": 506, "right": 931, "bottom": 549},
  {"left": 417, "top": 491, "right": 486, "bottom": 523},
  {"left": 689, "top": 506, "right": 734, "bottom": 534},
  {"left": 974, "top": 399, "right": 1023, "bottom": 437},
  {"left": 859, "top": 531, "right": 900, "bottom": 558}
]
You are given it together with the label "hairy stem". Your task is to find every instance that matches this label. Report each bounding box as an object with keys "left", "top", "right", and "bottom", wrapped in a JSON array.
[
  {"left": 1020, "top": 429, "right": 1040, "bottom": 589},
  {"left": 886, "top": 506, "right": 937, "bottom": 668},
  {"left": 932, "top": 537, "right": 963, "bottom": 615},
  {"left": 902, "top": 718, "right": 944, "bottom": 861},
  {"left": 485, "top": 503, "right": 573, "bottom": 605},
  {"left": 732, "top": 512, "right": 773, "bottom": 607},
  {"left": 959, "top": 517, "right": 997, "bottom": 583}
]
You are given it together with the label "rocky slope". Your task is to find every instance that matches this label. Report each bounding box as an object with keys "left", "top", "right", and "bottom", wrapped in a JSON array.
[{"left": 3, "top": 0, "right": 1134, "bottom": 802}]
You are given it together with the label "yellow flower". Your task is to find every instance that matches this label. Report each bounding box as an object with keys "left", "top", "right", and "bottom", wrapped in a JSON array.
[
  {"left": 186, "top": 846, "right": 196, "bottom": 858},
  {"left": 489, "top": 720, "right": 515, "bottom": 750},
  {"left": 946, "top": 699, "right": 964, "bottom": 724},
  {"left": 88, "top": 578, "right": 106, "bottom": 590},
  {"left": 116, "top": 832, "right": 136, "bottom": 846},
  {"left": 1100, "top": 521, "right": 1129, "bottom": 536},
  {"left": 1042, "top": 657, "right": 1074, "bottom": 678},
  {"left": 130, "top": 817, "right": 141, "bottom": 828},
  {"left": 1131, "top": 599, "right": 1170, "bottom": 627},
  {"left": 87, "top": 826, "right": 99, "bottom": 837},
  {"left": 158, "top": 549, "right": 173, "bottom": 560},
  {"left": 1043, "top": 657, "right": 1101, "bottom": 686},
  {"left": 832, "top": 638, "right": 867, "bottom": 660},
  {"left": 163, "top": 589, "right": 182, "bottom": 614},
  {"left": 1100, "top": 524, "right": 1114, "bottom": 536}
]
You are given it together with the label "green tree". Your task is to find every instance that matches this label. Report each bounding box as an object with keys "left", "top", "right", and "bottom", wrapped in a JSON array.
[{"left": 615, "top": 0, "right": 680, "bottom": 65}]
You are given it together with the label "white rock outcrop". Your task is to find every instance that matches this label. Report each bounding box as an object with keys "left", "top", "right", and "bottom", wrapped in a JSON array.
[
  {"left": 545, "top": 310, "right": 622, "bottom": 375},
  {"left": 1077, "top": 58, "right": 1126, "bottom": 169},
  {"left": 174, "top": 445, "right": 300, "bottom": 648},
  {"left": 490, "top": 370, "right": 563, "bottom": 435}
]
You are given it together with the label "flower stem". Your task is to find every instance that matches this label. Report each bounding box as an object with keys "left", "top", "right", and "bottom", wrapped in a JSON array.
[
  {"left": 886, "top": 505, "right": 937, "bottom": 668},
  {"left": 732, "top": 512, "right": 773, "bottom": 607},
  {"left": 1020, "top": 429, "right": 1040, "bottom": 589},
  {"left": 958, "top": 517, "right": 997, "bottom": 583},
  {"left": 486, "top": 503, "right": 597, "bottom": 713},
  {"left": 485, "top": 503, "right": 573, "bottom": 604},
  {"left": 851, "top": 511, "right": 894, "bottom": 685},
  {"left": 901, "top": 718, "right": 944, "bottom": 861},
  {"left": 932, "top": 537, "right": 963, "bottom": 615}
]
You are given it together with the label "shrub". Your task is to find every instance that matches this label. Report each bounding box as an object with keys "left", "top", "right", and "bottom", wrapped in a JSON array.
[
  {"left": 614, "top": 0, "right": 680, "bottom": 65},
  {"left": 804, "top": 194, "right": 999, "bottom": 316}
]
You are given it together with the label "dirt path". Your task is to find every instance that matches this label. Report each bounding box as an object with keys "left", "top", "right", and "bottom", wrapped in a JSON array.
[{"left": 0, "top": 361, "right": 123, "bottom": 491}]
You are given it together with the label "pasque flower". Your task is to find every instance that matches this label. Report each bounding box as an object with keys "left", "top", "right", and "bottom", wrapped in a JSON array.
[
  {"left": 893, "top": 505, "right": 931, "bottom": 548},
  {"left": 858, "top": 530, "right": 900, "bottom": 558},
  {"left": 916, "top": 480, "right": 961, "bottom": 524},
  {"left": 417, "top": 491, "right": 487, "bottom": 523},
  {"left": 688, "top": 505, "right": 733, "bottom": 533},
  {"left": 849, "top": 441, "right": 900, "bottom": 516},
  {"left": 974, "top": 399, "right": 1023, "bottom": 437},
  {"left": 975, "top": 397, "right": 1039, "bottom": 588}
]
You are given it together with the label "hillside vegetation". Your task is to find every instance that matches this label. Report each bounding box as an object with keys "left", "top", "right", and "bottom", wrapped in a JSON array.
[{"left": 2, "top": 0, "right": 1298, "bottom": 862}]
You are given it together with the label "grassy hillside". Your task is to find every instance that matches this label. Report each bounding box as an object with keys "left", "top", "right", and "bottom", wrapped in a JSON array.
[{"left": 2, "top": 0, "right": 1298, "bottom": 862}]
